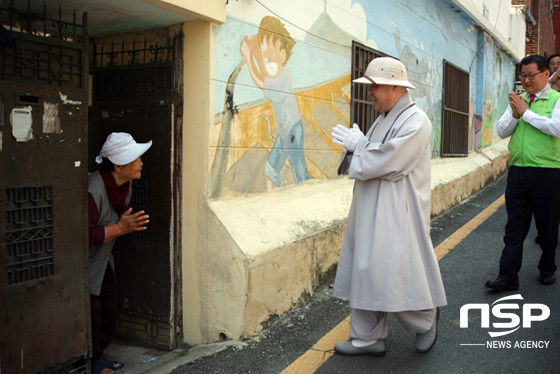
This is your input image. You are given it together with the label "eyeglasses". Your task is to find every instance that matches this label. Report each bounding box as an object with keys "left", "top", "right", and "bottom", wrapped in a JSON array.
[{"left": 519, "top": 71, "right": 545, "bottom": 81}]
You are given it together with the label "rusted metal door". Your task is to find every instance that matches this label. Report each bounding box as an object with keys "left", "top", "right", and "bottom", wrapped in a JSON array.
[
  {"left": 90, "top": 34, "right": 180, "bottom": 348},
  {"left": 99, "top": 105, "right": 173, "bottom": 346},
  {"left": 0, "top": 6, "right": 90, "bottom": 373}
]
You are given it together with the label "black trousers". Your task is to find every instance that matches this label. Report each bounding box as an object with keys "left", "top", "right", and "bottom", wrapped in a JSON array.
[
  {"left": 499, "top": 166, "right": 560, "bottom": 282},
  {"left": 90, "top": 264, "right": 117, "bottom": 364}
]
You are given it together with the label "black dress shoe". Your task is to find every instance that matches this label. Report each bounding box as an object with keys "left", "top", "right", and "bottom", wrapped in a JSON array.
[
  {"left": 539, "top": 272, "right": 556, "bottom": 285},
  {"left": 485, "top": 278, "right": 519, "bottom": 291}
]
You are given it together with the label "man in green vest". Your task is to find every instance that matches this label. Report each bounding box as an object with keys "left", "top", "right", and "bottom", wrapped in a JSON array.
[{"left": 486, "top": 54, "right": 560, "bottom": 291}]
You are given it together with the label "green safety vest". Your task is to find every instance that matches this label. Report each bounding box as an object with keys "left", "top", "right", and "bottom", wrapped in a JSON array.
[{"left": 509, "top": 86, "right": 560, "bottom": 168}]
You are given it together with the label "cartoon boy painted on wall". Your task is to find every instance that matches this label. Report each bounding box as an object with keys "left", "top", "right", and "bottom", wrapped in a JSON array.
[{"left": 240, "top": 16, "right": 310, "bottom": 187}]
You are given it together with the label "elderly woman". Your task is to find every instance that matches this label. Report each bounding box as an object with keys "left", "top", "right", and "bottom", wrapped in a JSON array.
[{"left": 88, "top": 132, "right": 152, "bottom": 374}]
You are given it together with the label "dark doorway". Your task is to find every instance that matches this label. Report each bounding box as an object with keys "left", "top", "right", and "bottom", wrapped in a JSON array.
[{"left": 90, "top": 33, "right": 182, "bottom": 348}]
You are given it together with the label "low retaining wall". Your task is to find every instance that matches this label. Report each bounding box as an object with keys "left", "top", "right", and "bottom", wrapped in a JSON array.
[{"left": 205, "top": 138, "right": 510, "bottom": 340}]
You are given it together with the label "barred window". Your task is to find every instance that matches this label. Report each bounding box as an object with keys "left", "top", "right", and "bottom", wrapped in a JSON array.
[
  {"left": 441, "top": 60, "right": 469, "bottom": 156},
  {"left": 351, "top": 42, "right": 387, "bottom": 133}
]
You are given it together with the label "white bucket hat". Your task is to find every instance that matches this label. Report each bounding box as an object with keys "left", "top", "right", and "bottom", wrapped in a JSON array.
[
  {"left": 95, "top": 132, "right": 152, "bottom": 165},
  {"left": 353, "top": 57, "right": 416, "bottom": 89}
]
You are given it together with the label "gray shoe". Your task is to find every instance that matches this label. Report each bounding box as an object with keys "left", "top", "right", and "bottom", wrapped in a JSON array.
[
  {"left": 416, "top": 308, "right": 439, "bottom": 353},
  {"left": 334, "top": 340, "right": 386, "bottom": 357}
]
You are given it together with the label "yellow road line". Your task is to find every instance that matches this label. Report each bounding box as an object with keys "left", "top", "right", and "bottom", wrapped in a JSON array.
[
  {"left": 434, "top": 194, "right": 505, "bottom": 260},
  {"left": 280, "top": 317, "right": 350, "bottom": 374},
  {"left": 280, "top": 194, "right": 506, "bottom": 374}
]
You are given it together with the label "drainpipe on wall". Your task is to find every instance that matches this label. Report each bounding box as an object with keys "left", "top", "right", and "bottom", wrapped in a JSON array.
[
  {"left": 521, "top": 5, "right": 537, "bottom": 26},
  {"left": 475, "top": 27, "right": 485, "bottom": 139}
]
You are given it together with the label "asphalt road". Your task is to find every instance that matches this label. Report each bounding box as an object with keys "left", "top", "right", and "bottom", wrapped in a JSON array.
[{"left": 171, "top": 174, "right": 560, "bottom": 374}]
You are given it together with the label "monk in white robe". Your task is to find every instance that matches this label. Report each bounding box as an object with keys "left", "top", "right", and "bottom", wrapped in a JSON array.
[{"left": 331, "top": 57, "right": 447, "bottom": 357}]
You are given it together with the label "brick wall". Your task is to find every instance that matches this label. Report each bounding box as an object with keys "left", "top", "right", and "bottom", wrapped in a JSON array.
[
  {"left": 512, "top": 0, "right": 556, "bottom": 56},
  {"left": 554, "top": 1, "right": 560, "bottom": 52},
  {"left": 537, "top": 0, "right": 556, "bottom": 56}
]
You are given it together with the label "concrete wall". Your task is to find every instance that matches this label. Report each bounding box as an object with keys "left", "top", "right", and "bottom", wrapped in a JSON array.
[
  {"left": 431, "top": 138, "right": 510, "bottom": 216},
  {"left": 208, "top": 178, "right": 352, "bottom": 338},
  {"left": 179, "top": 0, "right": 520, "bottom": 346},
  {"left": 213, "top": 0, "right": 519, "bottom": 196},
  {"left": 182, "top": 19, "right": 214, "bottom": 345},
  {"left": 148, "top": 0, "right": 226, "bottom": 23},
  {"left": 452, "top": 0, "right": 525, "bottom": 60}
]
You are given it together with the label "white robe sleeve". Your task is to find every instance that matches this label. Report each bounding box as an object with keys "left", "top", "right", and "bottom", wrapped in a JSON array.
[{"left": 347, "top": 111, "right": 431, "bottom": 182}]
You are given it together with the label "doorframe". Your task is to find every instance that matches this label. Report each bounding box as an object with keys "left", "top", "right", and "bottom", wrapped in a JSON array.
[{"left": 90, "top": 29, "right": 183, "bottom": 348}]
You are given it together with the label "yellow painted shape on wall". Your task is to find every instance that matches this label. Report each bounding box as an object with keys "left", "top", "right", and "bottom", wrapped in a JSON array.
[
  {"left": 210, "top": 74, "right": 351, "bottom": 173},
  {"left": 209, "top": 73, "right": 351, "bottom": 197}
]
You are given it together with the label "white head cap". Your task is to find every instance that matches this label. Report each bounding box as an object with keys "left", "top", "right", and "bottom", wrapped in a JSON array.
[
  {"left": 95, "top": 132, "right": 152, "bottom": 166},
  {"left": 353, "top": 57, "right": 416, "bottom": 89}
]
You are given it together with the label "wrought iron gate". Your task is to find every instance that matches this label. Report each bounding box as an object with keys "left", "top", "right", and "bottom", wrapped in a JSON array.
[
  {"left": 90, "top": 32, "right": 181, "bottom": 348},
  {"left": 0, "top": 3, "right": 90, "bottom": 373}
]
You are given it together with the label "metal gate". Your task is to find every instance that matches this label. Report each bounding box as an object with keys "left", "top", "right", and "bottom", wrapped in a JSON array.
[
  {"left": 90, "top": 32, "right": 181, "bottom": 348},
  {"left": 0, "top": 3, "right": 90, "bottom": 373}
]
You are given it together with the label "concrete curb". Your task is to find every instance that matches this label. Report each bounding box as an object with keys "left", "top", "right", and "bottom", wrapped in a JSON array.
[
  {"left": 110, "top": 340, "right": 247, "bottom": 374},
  {"left": 431, "top": 138, "right": 509, "bottom": 216}
]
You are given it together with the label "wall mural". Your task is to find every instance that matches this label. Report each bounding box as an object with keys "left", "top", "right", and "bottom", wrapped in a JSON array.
[
  {"left": 470, "top": 31, "right": 515, "bottom": 150},
  {"left": 210, "top": 1, "right": 357, "bottom": 199},
  {"left": 392, "top": 27, "right": 442, "bottom": 157},
  {"left": 240, "top": 16, "right": 310, "bottom": 189},
  {"left": 211, "top": 0, "right": 517, "bottom": 199}
]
